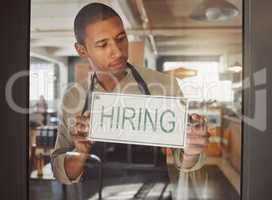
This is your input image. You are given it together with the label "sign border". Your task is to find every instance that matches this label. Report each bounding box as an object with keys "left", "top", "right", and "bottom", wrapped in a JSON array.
[{"left": 89, "top": 92, "right": 189, "bottom": 148}]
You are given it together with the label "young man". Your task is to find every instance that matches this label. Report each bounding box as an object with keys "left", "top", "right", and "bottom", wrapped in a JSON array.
[{"left": 51, "top": 2, "right": 207, "bottom": 192}]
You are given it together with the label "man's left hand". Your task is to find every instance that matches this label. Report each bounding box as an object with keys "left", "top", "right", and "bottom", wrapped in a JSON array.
[{"left": 184, "top": 113, "right": 209, "bottom": 157}]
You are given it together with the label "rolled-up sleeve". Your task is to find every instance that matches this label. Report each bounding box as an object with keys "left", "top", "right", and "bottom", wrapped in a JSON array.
[
  {"left": 51, "top": 116, "right": 75, "bottom": 184},
  {"left": 51, "top": 116, "right": 84, "bottom": 185},
  {"left": 168, "top": 77, "right": 206, "bottom": 172},
  {"left": 167, "top": 149, "right": 206, "bottom": 173},
  {"left": 51, "top": 84, "right": 86, "bottom": 184},
  {"left": 182, "top": 152, "right": 206, "bottom": 172}
]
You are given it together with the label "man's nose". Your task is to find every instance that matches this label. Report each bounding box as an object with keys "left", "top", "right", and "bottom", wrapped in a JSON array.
[{"left": 110, "top": 42, "right": 122, "bottom": 59}]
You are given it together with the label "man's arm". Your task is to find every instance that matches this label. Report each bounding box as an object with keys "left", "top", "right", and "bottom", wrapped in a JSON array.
[
  {"left": 51, "top": 113, "right": 92, "bottom": 184},
  {"left": 170, "top": 78, "right": 207, "bottom": 172},
  {"left": 51, "top": 89, "right": 92, "bottom": 184},
  {"left": 51, "top": 120, "right": 80, "bottom": 185},
  {"left": 64, "top": 150, "right": 88, "bottom": 180},
  {"left": 65, "top": 111, "right": 92, "bottom": 180},
  {"left": 170, "top": 148, "right": 206, "bottom": 172}
]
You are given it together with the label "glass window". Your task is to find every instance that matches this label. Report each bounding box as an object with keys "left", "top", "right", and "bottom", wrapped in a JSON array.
[
  {"left": 163, "top": 61, "right": 233, "bottom": 102},
  {"left": 30, "top": 62, "right": 55, "bottom": 101}
]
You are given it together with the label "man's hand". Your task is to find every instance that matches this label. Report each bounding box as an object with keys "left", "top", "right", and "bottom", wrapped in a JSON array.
[
  {"left": 184, "top": 113, "right": 208, "bottom": 158},
  {"left": 64, "top": 111, "right": 93, "bottom": 181},
  {"left": 70, "top": 111, "right": 93, "bottom": 154}
]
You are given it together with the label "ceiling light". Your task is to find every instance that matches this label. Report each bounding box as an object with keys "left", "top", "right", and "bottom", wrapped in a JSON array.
[
  {"left": 164, "top": 67, "right": 198, "bottom": 79},
  {"left": 228, "top": 61, "right": 242, "bottom": 73},
  {"left": 190, "top": 0, "right": 239, "bottom": 21}
]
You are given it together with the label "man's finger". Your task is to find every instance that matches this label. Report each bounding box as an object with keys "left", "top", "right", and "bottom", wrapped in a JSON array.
[
  {"left": 70, "top": 126, "right": 77, "bottom": 135},
  {"left": 82, "top": 111, "right": 90, "bottom": 118},
  {"left": 76, "top": 120, "right": 89, "bottom": 129},
  {"left": 186, "top": 133, "right": 209, "bottom": 140},
  {"left": 187, "top": 127, "right": 207, "bottom": 136},
  {"left": 72, "top": 135, "right": 92, "bottom": 142},
  {"left": 75, "top": 113, "right": 82, "bottom": 120},
  {"left": 70, "top": 126, "right": 88, "bottom": 137},
  {"left": 75, "top": 115, "right": 90, "bottom": 125},
  {"left": 189, "top": 113, "right": 206, "bottom": 126},
  {"left": 184, "top": 145, "right": 205, "bottom": 155},
  {"left": 186, "top": 135, "right": 208, "bottom": 145}
]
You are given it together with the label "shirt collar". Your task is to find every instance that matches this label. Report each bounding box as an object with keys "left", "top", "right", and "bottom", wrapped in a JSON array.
[{"left": 79, "top": 66, "right": 131, "bottom": 92}]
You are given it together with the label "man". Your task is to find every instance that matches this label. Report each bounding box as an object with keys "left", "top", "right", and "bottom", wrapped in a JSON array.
[{"left": 51, "top": 2, "right": 208, "bottom": 195}]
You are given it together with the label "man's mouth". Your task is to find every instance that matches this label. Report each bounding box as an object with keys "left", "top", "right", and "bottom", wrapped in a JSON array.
[{"left": 110, "top": 60, "right": 126, "bottom": 69}]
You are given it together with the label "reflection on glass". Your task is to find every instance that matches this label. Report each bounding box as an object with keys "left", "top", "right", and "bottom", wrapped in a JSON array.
[{"left": 29, "top": 0, "right": 242, "bottom": 199}]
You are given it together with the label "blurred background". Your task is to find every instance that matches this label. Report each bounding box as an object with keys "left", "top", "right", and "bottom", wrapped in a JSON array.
[{"left": 29, "top": 0, "right": 242, "bottom": 199}]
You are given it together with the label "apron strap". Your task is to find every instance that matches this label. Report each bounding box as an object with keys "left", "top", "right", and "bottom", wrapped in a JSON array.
[
  {"left": 126, "top": 63, "right": 151, "bottom": 95},
  {"left": 82, "top": 63, "right": 151, "bottom": 114}
]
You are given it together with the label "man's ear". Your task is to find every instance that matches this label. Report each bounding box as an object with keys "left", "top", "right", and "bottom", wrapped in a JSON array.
[{"left": 75, "top": 42, "right": 88, "bottom": 58}]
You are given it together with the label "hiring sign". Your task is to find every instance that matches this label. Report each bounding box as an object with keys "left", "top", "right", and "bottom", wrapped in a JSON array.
[{"left": 89, "top": 92, "right": 189, "bottom": 148}]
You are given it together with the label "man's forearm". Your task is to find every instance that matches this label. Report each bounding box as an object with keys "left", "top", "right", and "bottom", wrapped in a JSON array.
[
  {"left": 64, "top": 153, "right": 87, "bottom": 180},
  {"left": 181, "top": 153, "right": 200, "bottom": 169}
]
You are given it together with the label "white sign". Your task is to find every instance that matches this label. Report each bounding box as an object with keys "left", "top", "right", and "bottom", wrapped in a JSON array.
[{"left": 89, "top": 92, "right": 189, "bottom": 148}]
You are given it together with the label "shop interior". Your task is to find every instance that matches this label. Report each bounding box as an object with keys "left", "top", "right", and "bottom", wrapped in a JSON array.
[{"left": 29, "top": 0, "right": 242, "bottom": 199}]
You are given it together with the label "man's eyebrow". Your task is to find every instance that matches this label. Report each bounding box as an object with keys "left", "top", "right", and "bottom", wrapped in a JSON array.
[
  {"left": 115, "top": 31, "right": 126, "bottom": 38},
  {"left": 95, "top": 38, "right": 108, "bottom": 45},
  {"left": 94, "top": 31, "right": 126, "bottom": 45}
]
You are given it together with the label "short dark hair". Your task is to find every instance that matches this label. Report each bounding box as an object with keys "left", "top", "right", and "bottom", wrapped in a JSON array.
[{"left": 74, "top": 3, "right": 121, "bottom": 45}]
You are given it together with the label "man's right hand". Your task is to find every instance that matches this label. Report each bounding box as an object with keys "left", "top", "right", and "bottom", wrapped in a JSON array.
[
  {"left": 70, "top": 111, "right": 93, "bottom": 154},
  {"left": 64, "top": 111, "right": 93, "bottom": 181}
]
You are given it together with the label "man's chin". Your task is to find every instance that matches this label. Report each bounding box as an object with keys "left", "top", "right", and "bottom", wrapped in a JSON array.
[
  {"left": 109, "top": 65, "right": 127, "bottom": 75},
  {"left": 110, "top": 69, "right": 126, "bottom": 77}
]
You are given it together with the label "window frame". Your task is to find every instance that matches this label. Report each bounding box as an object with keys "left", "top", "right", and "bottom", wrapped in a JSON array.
[{"left": 2, "top": 0, "right": 272, "bottom": 199}]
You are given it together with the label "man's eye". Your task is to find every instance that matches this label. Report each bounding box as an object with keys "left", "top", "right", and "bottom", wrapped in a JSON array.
[
  {"left": 116, "top": 35, "right": 127, "bottom": 42},
  {"left": 97, "top": 43, "right": 107, "bottom": 48}
]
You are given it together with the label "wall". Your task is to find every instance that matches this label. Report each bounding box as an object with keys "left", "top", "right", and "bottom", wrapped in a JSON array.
[
  {"left": 144, "top": 38, "right": 157, "bottom": 70},
  {"left": 30, "top": 47, "right": 68, "bottom": 111}
]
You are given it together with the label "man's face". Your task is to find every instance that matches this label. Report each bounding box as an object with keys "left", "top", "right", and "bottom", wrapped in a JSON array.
[{"left": 76, "top": 16, "right": 129, "bottom": 75}]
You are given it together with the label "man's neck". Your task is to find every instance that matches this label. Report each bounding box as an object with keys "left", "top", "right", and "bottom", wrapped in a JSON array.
[{"left": 96, "top": 70, "right": 127, "bottom": 92}]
